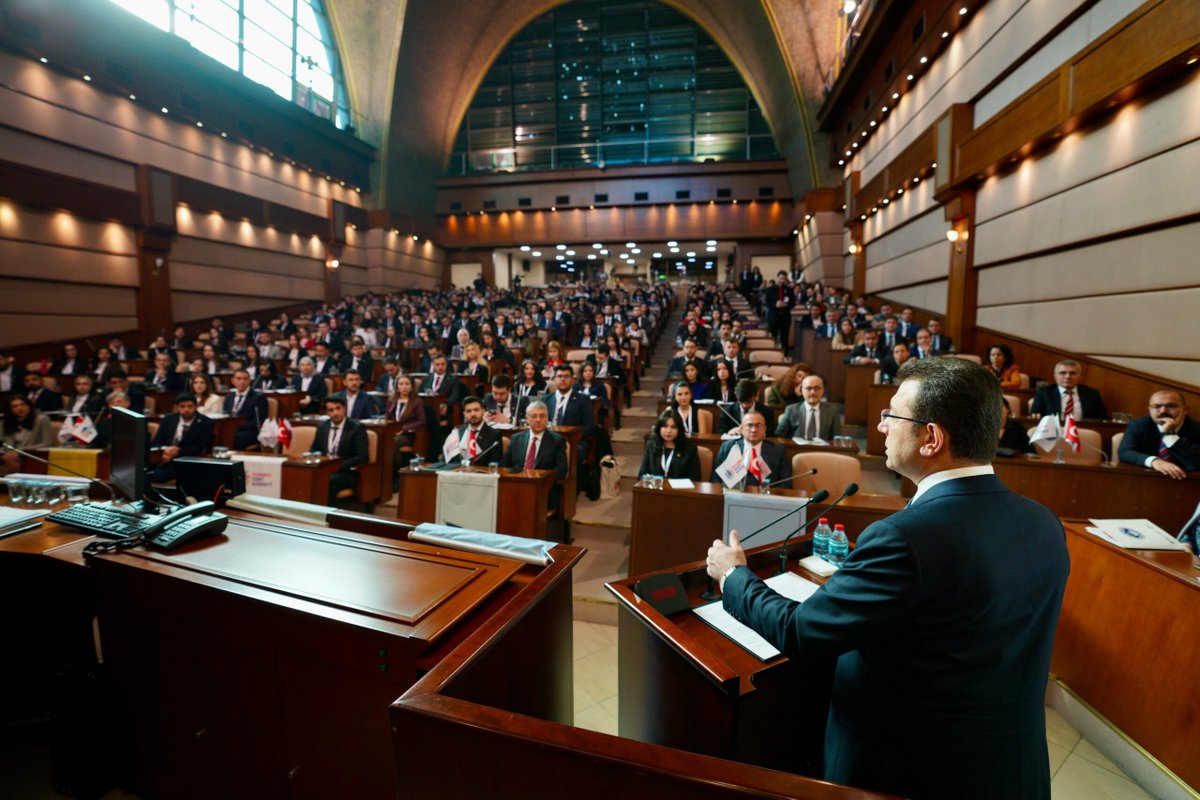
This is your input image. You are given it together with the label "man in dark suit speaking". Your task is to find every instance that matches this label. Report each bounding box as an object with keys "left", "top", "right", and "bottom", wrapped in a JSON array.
[{"left": 706, "top": 358, "right": 1069, "bottom": 800}]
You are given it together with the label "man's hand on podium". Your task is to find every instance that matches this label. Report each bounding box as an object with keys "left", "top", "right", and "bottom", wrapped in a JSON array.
[{"left": 707, "top": 530, "right": 748, "bottom": 591}]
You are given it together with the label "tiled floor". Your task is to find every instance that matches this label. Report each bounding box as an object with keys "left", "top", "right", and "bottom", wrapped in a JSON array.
[{"left": 572, "top": 621, "right": 1160, "bottom": 799}]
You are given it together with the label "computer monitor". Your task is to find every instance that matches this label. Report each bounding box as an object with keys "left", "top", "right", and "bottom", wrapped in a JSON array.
[{"left": 109, "top": 406, "right": 149, "bottom": 504}]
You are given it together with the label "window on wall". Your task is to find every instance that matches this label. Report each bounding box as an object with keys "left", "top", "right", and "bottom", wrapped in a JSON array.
[
  {"left": 107, "top": 0, "right": 352, "bottom": 130},
  {"left": 447, "top": 0, "right": 779, "bottom": 176}
]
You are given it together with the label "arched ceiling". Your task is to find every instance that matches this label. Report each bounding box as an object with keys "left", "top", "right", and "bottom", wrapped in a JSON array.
[{"left": 327, "top": 0, "right": 837, "bottom": 222}]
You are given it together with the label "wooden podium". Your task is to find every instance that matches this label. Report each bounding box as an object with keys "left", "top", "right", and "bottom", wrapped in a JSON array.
[{"left": 397, "top": 466, "right": 556, "bottom": 539}]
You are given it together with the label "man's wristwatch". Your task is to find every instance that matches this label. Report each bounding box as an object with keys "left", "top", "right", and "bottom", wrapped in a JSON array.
[{"left": 719, "top": 565, "right": 739, "bottom": 593}]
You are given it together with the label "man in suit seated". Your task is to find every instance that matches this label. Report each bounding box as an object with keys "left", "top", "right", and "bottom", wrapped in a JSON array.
[
  {"left": 482, "top": 374, "right": 529, "bottom": 426},
  {"left": 911, "top": 329, "right": 940, "bottom": 360},
  {"left": 339, "top": 339, "right": 375, "bottom": 379},
  {"left": 23, "top": 372, "right": 62, "bottom": 413},
  {"left": 719, "top": 379, "right": 776, "bottom": 435},
  {"left": 312, "top": 395, "right": 370, "bottom": 505},
  {"left": 223, "top": 368, "right": 269, "bottom": 450},
  {"left": 1030, "top": 359, "right": 1108, "bottom": 420},
  {"left": 707, "top": 358, "right": 1069, "bottom": 800},
  {"left": 722, "top": 340, "right": 755, "bottom": 381},
  {"left": 0, "top": 353, "right": 22, "bottom": 394},
  {"left": 814, "top": 308, "right": 841, "bottom": 339},
  {"left": 896, "top": 307, "right": 920, "bottom": 340},
  {"left": 927, "top": 318, "right": 954, "bottom": 354},
  {"left": 311, "top": 342, "right": 338, "bottom": 376},
  {"left": 880, "top": 342, "right": 912, "bottom": 383},
  {"left": 545, "top": 365, "right": 596, "bottom": 461},
  {"left": 424, "top": 353, "right": 464, "bottom": 454},
  {"left": 499, "top": 400, "right": 568, "bottom": 510},
  {"left": 291, "top": 357, "right": 328, "bottom": 414},
  {"left": 667, "top": 339, "right": 707, "bottom": 380},
  {"left": 65, "top": 374, "right": 105, "bottom": 416},
  {"left": 775, "top": 375, "right": 843, "bottom": 440},
  {"left": 1118, "top": 390, "right": 1199, "bottom": 479},
  {"left": 340, "top": 369, "right": 378, "bottom": 420},
  {"left": 711, "top": 410, "right": 790, "bottom": 489},
  {"left": 879, "top": 317, "right": 906, "bottom": 351},
  {"left": 447, "top": 396, "right": 502, "bottom": 465},
  {"left": 844, "top": 329, "right": 885, "bottom": 366},
  {"left": 592, "top": 343, "right": 625, "bottom": 383},
  {"left": 150, "top": 392, "right": 214, "bottom": 483},
  {"left": 375, "top": 358, "right": 401, "bottom": 396},
  {"left": 145, "top": 352, "right": 184, "bottom": 391},
  {"left": 105, "top": 370, "right": 145, "bottom": 413}
]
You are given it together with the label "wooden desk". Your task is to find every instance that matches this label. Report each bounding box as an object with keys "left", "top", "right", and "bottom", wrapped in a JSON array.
[
  {"left": 843, "top": 364, "right": 877, "bottom": 425},
  {"left": 2, "top": 509, "right": 582, "bottom": 800},
  {"left": 1011, "top": 416, "right": 1128, "bottom": 456},
  {"left": 397, "top": 466, "right": 556, "bottom": 539},
  {"left": 991, "top": 457, "right": 1199, "bottom": 532},
  {"left": 279, "top": 454, "right": 341, "bottom": 504},
  {"left": 629, "top": 480, "right": 904, "bottom": 576},
  {"left": 1052, "top": 522, "right": 1200, "bottom": 790},
  {"left": 291, "top": 417, "right": 403, "bottom": 504},
  {"left": 262, "top": 390, "right": 304, "bottom": 419},
  {"left": 499, "top": 424, "right": 583, "bottom": 521},
  {"left": 656, "top": 432, "right": 860, "bottom": 470},
  {"left": 866, "top": 383, "right": 897, "bottom": 455}
]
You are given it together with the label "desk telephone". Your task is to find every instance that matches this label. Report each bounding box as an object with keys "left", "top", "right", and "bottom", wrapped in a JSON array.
[{"left": 50, "top": 500, "right": 229, "bottom": 552}]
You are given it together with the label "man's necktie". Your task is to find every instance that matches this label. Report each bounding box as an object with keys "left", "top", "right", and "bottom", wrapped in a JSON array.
[
  {"left": 1064, "top": 391, "right": 1075, "bottom": 420},
  {"left": 747, "top": 446, "right": 761, "bottom": 481},
  {"left": 233, "top": 394, "right": 244, "bottom": 415},
  {"left": 805, "top": 407, "right": 817, "bottom": 439},
  {"left": 524, "top": 435, "right": 538, "bottom": 469},
  {"left": 174, "top": 420, "right": 188, "bottom": 444},
  {"left": 1159, "top": 439, "right": 1172, "bottom": 462},
  {"left": 431, "top": 374, "right": 441, "bottom": 393},
  {"left": 556, "top": 398, "right": 565, "bottom": 425},
  {"left": 329, "top": 425, "right": 341, "bottom": 455}
]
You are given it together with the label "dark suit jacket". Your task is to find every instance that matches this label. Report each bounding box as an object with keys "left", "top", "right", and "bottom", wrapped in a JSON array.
[
  {"left": 145, "top": 369, "right": 184, "bottom": 392},
  {"left": 711, "top": 438, "right": 789, "bottom": 487},
  {"left": 422, "top": 372, "right": 464, "bottom": 405},
  {"left": 150, "top": 413, "right": 214, "bottom": 456},
  {"left": 482, "top": 392, "right": 530, "bottom": 424},
  {"left": 384, "top": 397, "right": 427, "bottom": 432},
  {"left": 453, "top": 423, "right": 503, "bottom": 465},
  {"left": 593, "top": 358, "right": 624, "bottom": 384},
  {"left": 341, "top": 391, "right": 378, "bottom": 420},
  {"left": 546, "top": 390, "right": 595, "bottom": 438},
  {"left": 1118, "top": 415, "right": 1200, "bottom": 471},
  {"left": 718, "top": 402, "right": 776, "bottom": 435},
  {"left": 725, "top": 357, "right": 755, "bottom": 381},
  {"left": 65, "top": 391, "right": 105, "bottom": 416},
  {"left": 928, "top": 333, "right": 954, "bottom": 353},
  {"left": 638, "top": 440, "right": 701, "bottom": 481},
  {"left": 775, "top": 400, "right": 843, "bottom": 439},
  {"left": 843, "top": 344, "right": 885, "bottom": 364},
  {"left": 721, "top": 474, "right": 1069, "bottom": 800},
  {"left": 500, "top": 429, "right": 568, "bottom": 479},
  {"left": 763, "top": 284, "right": 796, "bottom": 329},
  {"left": 1030, "top": 384, "right": 1107, "bottom": 420},
  {"left": 339, "top": 353, "right": 376, "bottom": 380},
  {"left": 223, "top": 390, "right": 269, "bottom": 438},
  {"left": 313, "top": 418, "right": 369, "bottom": 472},
  {"left": 26, "top": 388, "right": 63, "bottom": 413},
  {"left": 667, "top": 356, "right": 708, "bottom": 380}
]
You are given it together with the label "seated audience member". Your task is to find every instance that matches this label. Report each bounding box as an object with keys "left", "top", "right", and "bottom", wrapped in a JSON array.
[
  {"left": 51, "top": 343, "right": 84, "bottom": 376},
  {"left": 66, "top": 375, "right": 105, "bottom": 416},
  {"left": 146, "top": 352, "right": 184, "bottom": 391},
  {"left": 448, "top": 396, "right": 502, "bottom": 466},
  {"left": 292, "top": 357, "right": 328, "bottom": 414},
  {"left": 997, "top": 402, "right": 1034, "bottom": 454},
  {"left": 199, "top": 343, "right": 225, "bottom": 375},
  {"left": 927, "top": 318, "right": 954, "bottom": 354},
  {"left": 706, "top": 322, "right": 732, "bottom": 358},
  {"left": 168, "top": 327, "right": 190, "bottom": 351},
  {"left": 540, "top": 341, "right": 566, "bottom": 378},
  {"left": 711, "top": 410, "right": 790, "bottom": 489},
  {"left": 339, "top": 339, "right": 375, "bottom": 378},
  {"left": 592, "top": 343, "right": 625, "bottom": 383},
  {"left": 0, "top": 353, "right": 22, "bottom": 394},
  {"left": 776, "top": 375, "right": 843, "bottom": 440},
  {"left": 90, "top": 390, "right": 131, "bottom": 450},
  {"left": 190, "top": 373, "right": 225, "bottom": 416},
  {"left": 284, "top": 334, "right": 307, "bottom": 372},
  {"left": 311, "top": 342, "right": 338, "bottom": 375},
  {"left": 223, "top": 369, "right": 269, "bottom": 450},
  {"left": 449, "top": 328, "right": 473, "bottom": 361},
  {"left": 719, "top": 379, "right": 776, "bottom": 435},
  {"left": 546, "top": 365, "right": 596, "bottom": 463},
  {"left": 1, "top": 395, "right": 55, "bottom": 474},
  {"left": 1118, "top": 390, "right": 1199, "bottom": 479},
  {"left": 879, "top": 317, "right": 905, "bottom": 351},
  {"left": 844, "top": 329, "right": 886, "bottom": 366},
  {"left": 375, "top": 358, "right": 401, "bottom": 396},
  {"left": 764, "top": 363, "right": 811, "bottom": 406},
  {"left": 985, "top": 343, "right": 1023, "bottom": 390},
  {"left": 577, "top": 322, "right": 597, "bottom": 349},
  {"left": 482, "top": 374, "right": 529, "bottom": 426},
  {"left": 516, "top": 359, "right": 546, "bottom": 397},
  {"left": 479, "top": 333, "right": 513, "bottom": 371},
  {"left": 23, "top": 372, "right": 63, "bottom": 413},
  {"left": 242, "top": 345, "right": 263, "bottom": 381},
  {"left": 385, "top": 374, "right": 427, "bottom": 475},
  {"left": 722, "top": 339, "right": 754, "bottom": 380},
  {"left": 814, "top": 309, "right": 842, "bottom": 339},
  {"left": 90, "top": 347, "right": 119, "bottom": 385},
  {"left": 896, "top": 307, "right": 920, "bottom": 340},
  {"left": 105, "top": 370, "right": 145, "bottom": 413},
  {"left": 880, "top": 342, "right": 912, "bottom": 383},
  {"left": 667, "top": 339, "right": 707, "bottom": 380},
  {"left": 416, "top": 344, "right": 442, "bottom": 374},
  {"left": 252, "top": 360, "right": 287, "bottom": 392},
  {"left": 669, "top": 381, "right": 701, "bottom": 437},
  {"left": 459, "top": 343, "right": 490, "bottom": 381},
  {"left": 681, "top": 362, "right": 707, "bottom": 400},
  {"left": 312, "top": 395, "right": 370, "bottom": 505},
  {"left": 707, "top": 360, "right": 738, "bottom": 404},
  {"left": 798, "top": 305, "right": 824, "bottom": 331},
  {"left": 340, "top": 369, "right": 378, "bottom": 420},
  {"left": 150, "top": 392, "right": 214, "bottom": 482},
  {"left": 911, "top": 329, "right": 940, "bottom": 360},
  {"left": 1030, "top": 359, "right": 1108, "bottom": 420},
  {"left": 638, "top": 410, "right": 701, "bottom": 481},
  {"left": 577, "top": 362, "right": 611, "bottom": 408},
  {"left": 498, "top": 401, "right": 569, "bottom": 508},
  {"left": 831, "top": 318, "right": 863, "bottom": 351}
]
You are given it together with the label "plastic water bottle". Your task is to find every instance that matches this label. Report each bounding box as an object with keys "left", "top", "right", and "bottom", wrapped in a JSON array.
[
  {"left": 828, "top": 523, "right": 849, "bottom": 566},
  {"left": 813, "top": 517, "right": 831, "bottom": 562}
]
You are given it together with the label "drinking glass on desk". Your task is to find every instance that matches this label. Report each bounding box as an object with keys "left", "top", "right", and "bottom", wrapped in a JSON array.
[
  {"left": 66, "top": 484, "right": 89, "bottom": 506},
  {"left": 488, "top": 462, "right": 499, "bottom": 475},
  {"left": 6, "top": 480, "right": 27, "bottom": 506},
  {"left": 411, "top": 456, "right": 424, "bottom": 471},
  {"left": 212, "top": 446, "right": 230, "bottom": 459}
]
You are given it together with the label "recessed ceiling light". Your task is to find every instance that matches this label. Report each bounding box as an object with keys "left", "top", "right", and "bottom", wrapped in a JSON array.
[
  {"left": 893, "top": 92, "right": 900, "bottom": 99},
  {"left": 667, "top": 240, "right": 678, "bottom": 247},
  {"left": 652, "top": 252, "right": 663, "bottom": 258},
  {"left": 959, "top": 6, "right": 968, "bottom": 15},
  {"left": 942, "top": 31, "right": 949, "bottom": 38},
  {"left": 531, "top": 251, "right": 542, "bottom": 257},
  {"left": 520, "top": 245, "right": 531, "bottom": 251},
  {"left": 706, "top": 239, "right": 716, "bottom": 245},
  {"left": 82, "top": 74, "right": 91, "bottom": 81},
  {"left": 625, "top": 241, "right": 636, "bottom": 248},
  {"left": 919, "top": 56, "right": 928, "bottom": 64},
  {"left": 161, "top": 107, "right": 169, "bottom": 114},
  {"left": 686, "top": 251, "right": 696, "bottom": 257},
  {"left": 838, "top": 159, "right": 845, "bottom": 165},
  {"left": 592, "top": 243, "right": 602, "bottom": 248},
  {"left": 556, "top": 244, "right": 566, "bottom": 250},
  {"left": 566, "top": 250, "right": 575, "bottom": 255},
  {"left": 907, "top": 74, "right": 915, "bottom": 81},
  {"left": 39, "top": 57, "right": 48, "bottom": 64}
]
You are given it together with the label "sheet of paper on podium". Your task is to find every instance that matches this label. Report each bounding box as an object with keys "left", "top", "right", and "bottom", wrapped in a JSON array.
[
  {"left": 1085, "top": 519, "right": 1188, "bottom": 551},
  {"left": 693, "top": 572, "right": 823, "bottom": 661}
]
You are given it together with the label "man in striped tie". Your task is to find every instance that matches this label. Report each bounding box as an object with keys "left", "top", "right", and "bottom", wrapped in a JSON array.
[{"left": 1117, "top": 390, "right": 1199, "bottom": 479}]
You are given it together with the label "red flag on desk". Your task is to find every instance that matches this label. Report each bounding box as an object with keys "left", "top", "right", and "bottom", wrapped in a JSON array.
[
  {"left": 1063, "top": 416, "right": 1080, "bottom": 452},
  {"left": 277, "top": 418, "right": 292, "bottom": 449}
]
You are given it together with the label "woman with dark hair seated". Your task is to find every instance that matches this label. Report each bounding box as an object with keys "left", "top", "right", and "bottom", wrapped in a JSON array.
[
  {"left": 986, "top": 343, "right": 1023, "bottom": 390},
  {"left": 681, "top": 361, "right": 708, "bottom": 400},
  {"left": 516, "top": 359, "right": 546, "bottom": 397},
  {"left": 668, "top": 381, "right": 702, "bottom": 437},
  {"left": 638, "top": 410, "right": 701, "bottom": 480},
  {"left": 252, "top": 360, "right": 288, "bottom": 391},
  {"left": 1, "top": 396, "right": 56, "bottom": 475}
]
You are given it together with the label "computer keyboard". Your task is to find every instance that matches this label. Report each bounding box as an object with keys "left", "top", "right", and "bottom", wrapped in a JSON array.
[{"left": 47, "top": 503, "right": 158, "bottom": 539}]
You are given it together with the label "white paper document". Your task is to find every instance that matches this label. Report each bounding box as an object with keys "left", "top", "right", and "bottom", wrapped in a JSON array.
[
  {"left": 667, "top": 478, "right": 695, "bottom": 489},
  {"left": 692, "top": 572, "right": 824, "bottom": 661},
  {"left": 1086, "top": 519, "right": 1188, "bottom": 551}
]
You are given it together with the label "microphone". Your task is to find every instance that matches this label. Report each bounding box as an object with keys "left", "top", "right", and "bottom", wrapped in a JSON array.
[
  {"left": 754, "top": 467, "right": 816, "bottom": 490},
  {"left": 699, "top": 489, "right": 829, "bottom": 601},
  {"left": 466, "top": 438, "right": 500, "bottom": 466},
  {"left": 715, "top": 401, "right": 745, "bottom": 433},
  {"left": 1, "top": 442, "right": 116, "bottom": 501},
  {"left": 777, "top": 482, "right": 860, "bottom": 574}
]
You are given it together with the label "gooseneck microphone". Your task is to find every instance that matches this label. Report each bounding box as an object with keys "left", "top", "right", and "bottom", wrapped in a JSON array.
[
  {"left": 777, "top": 482, "right": 860, "bottom": 574},
  {"left": 466, "top": 439, "right": 500, "bottom": 466},
  {"left": 750, "top": 467, "right": 816, "bottom": 490},
  {"left": 1, "top": 442, "right": 116, "bottom": 501},
  {"left": 699, "top": 489, "right": 830, "bottom": 601}
]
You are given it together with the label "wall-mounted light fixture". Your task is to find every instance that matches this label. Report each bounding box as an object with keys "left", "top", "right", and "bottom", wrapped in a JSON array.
[{"left": 848, "top": 243, "right": 860, "bottom": 255}]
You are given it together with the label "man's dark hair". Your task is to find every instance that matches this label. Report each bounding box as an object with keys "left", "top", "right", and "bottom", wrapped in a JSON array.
[
  {"left": 596, "top": 343, "right": 610, "bottom": 355},
  {"left": 554, "top": 364, "right": 573, "bottom": 376},
  {"left": 343, "top": 369, "right": 361, "bottom": 379},
  {"left": 324, "top": 394, "right": 346, "bottom": 409},
  {"left": 108, "top": 369, "right": 128, "bottom": 381},
  {"left": 174, "top": 392, "right": 198, "bottom": 405},
  {"left": 491, "top": 374, "right": 512, "bottom": 390},
  {"left": 735, "top": 378, "right": 758, "bottom": 403},
  {"left": 462, "top": 395, "right": 483, "bottom": 409},
  {"left": 897, "top": 358, "right": 1001, "bottom": 463}
]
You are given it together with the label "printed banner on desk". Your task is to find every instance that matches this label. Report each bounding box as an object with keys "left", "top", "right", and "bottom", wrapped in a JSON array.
[
  {"left": 435, "top": 470, "right": 499, "bottom": 532},
  {"left": 231, "top": 454, "right": 285, "bottom": 498}
]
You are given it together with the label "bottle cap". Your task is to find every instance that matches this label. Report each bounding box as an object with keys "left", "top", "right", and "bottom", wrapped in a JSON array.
[
  {"left": 834, "top": 523, "right": 845, "bottom": 529},
  {"left": 819, "top": 517, "right": 829, "bottom": 524}
]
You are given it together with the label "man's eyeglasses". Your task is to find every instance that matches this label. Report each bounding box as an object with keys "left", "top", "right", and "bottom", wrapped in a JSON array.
[{"left": 880, "top": 410, "right": 931, "bottom": 426}]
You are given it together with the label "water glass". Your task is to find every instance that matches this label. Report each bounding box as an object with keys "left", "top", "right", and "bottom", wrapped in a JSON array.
[
  {"left": 411, "top": 456, "right": 424, "bottom": 471},
  {"left": 212, "top": 446, "right": 230, "bottom": 459},
  {"left": 488, "top": 462, "right": 499, "bottom": 475},
  {"left": 7, "top": 480, "right": 28, "bottom": 506},
  {"left": 759, "top": 479, "right": 771, "bottom": 495},
  {"left": 66, "top": 484, "right": 90, "bottom": 506},
  {"left": 43, "top": 482, "right": 66, "bottom": 507}
]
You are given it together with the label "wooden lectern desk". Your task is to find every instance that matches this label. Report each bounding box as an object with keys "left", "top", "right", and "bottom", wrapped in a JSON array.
[{"left": 396, "top": 466, "right": 556, "bottom": 539}]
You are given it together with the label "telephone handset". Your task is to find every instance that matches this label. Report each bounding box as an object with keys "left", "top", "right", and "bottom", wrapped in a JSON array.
[{"left": 142, "top": 501, "right": 229, "bottom": 551}]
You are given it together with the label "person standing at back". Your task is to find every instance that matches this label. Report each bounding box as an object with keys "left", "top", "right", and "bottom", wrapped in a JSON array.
[{"left": 707, "top": 358, "right": 1070, "bottom": 800}]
